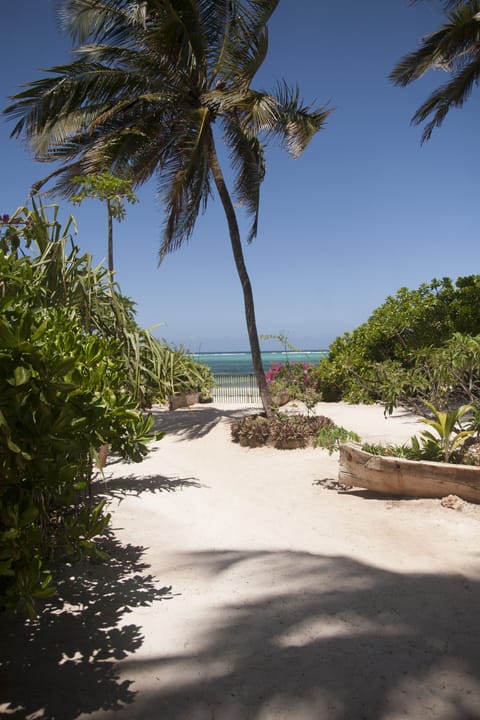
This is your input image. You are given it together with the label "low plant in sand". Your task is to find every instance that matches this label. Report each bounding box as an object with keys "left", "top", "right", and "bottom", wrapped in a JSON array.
[
  {"left": 266, "top": 361, "right": 321, "bottom": 407},
  {"left": 268, "top": 415, "right": 333, "bottom": 449},
  {"left": 314, "top": 425, "right": 361, "bottom": 454},
  {"left": 361, "top": 442, "right": 420, "bottom": 460},
  {"left": 415, "top": 402, "right": 475, "bottom": 463},
  {"left": 231, "top": 413, "right": 334, "bottom": 449},
  {"left": 361, "top": 403, "right": 479, "bottom": 465}
]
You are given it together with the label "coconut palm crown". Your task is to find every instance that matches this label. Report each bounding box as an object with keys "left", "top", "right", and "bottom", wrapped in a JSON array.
[
  {"left": 5, "top": 0, "right": 331, "bottom": 415},
  {"left": 390, "top": 0, "right": 480, "bottom": 142}
]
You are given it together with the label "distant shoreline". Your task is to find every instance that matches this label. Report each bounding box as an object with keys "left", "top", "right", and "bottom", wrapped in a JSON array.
[
  {"left": 192, "top": 350, "right": 327, "bottom": 355},
  {"left": 190, "top": 350, "right": 328, "bottom": 375}
]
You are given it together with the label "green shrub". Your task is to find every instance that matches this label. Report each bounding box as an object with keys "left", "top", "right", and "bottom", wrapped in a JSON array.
[
  {"left": 416, "top": 402, "right": 474, "bottom": 463},
  {"left": 361, "top": 442, "right": 419, "bottom": 459},
  {"left": 362, "top": 403, "right": 478, "bottom": 464},
  {"left": 314, "top": 425, "right": 361, "bottom": 454},
  {"left": 268, "top": 414, "right": 333, "bottom": 449},
  {"left": 230, "top": 413, "right": 333, "bottom": 449},
  {"left": 266, "top": 361, "right": 321, "bottom": 406},
  {"left": 0, "top": 305, "right": 157, "bottom": 616},
  {"left": 0, "top": 205, "right": 162, "bottom": 615},
  {"left": 315, "top": 276, "right": 480, "bottom": 412},
  {"left": 231, "top": 415, "right": 271, "bottom": 447},
  {"left": 1, "top": 202, "right": 214, "bottom": 408}
]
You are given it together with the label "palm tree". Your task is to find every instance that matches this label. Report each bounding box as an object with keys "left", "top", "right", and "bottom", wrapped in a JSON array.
[
  {"left": 5, "top": 0, "right": 331, "bottom": 416},
  {"left": 390, "top": 0, "right": 480, "bottom": 142},
  {"left": 70, "top": 172, "right": 138, "bottom": 274}
]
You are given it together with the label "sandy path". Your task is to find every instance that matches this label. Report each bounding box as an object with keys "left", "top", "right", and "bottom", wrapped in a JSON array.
[{"left": 2, "top": 403, "right": 480, "bottom": 719}]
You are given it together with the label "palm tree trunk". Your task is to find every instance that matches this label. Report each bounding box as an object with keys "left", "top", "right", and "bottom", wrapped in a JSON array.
[
  {"left": 208, "top": 135, "right": 273, "bottom": 417},
  {"left": 107, "top": 199, "right": 114, "bottom": 274}
]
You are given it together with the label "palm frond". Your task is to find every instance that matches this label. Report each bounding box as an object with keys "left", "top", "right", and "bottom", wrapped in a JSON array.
[
  {"left": 6, "top": 0, "right": 329, "bottom": 260},
  {"left": 222, "top": 116, "right": 265, "bottom": 241},
  {"left": 6, "top": 58, "right": 143, "bottom": 138},
  {"left": 57, "top": 0, "right": 145, "bottom": 45},
  {"left": 256, "top": 82, "right": 332, "bottom": 158},
  {"left": 391, "top": 3, "right": 480, "bottom": 85},
  {"left": 213, "top": 0, "right": 278, "bottom": 83},
  {"left": 409, "top": 1, "right": 466, "bottom": 9},
  {"left": 158, "top": 107, "right": 212, "bottom": 260},
  {"left": 412, "top": 57, "right": 480, "bottom": 141},
  {"left": 391, "top": 1, "right": 480, "bottom": 138}
]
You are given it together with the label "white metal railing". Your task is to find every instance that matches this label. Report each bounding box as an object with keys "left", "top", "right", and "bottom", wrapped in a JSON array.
[{"left": 212, "top": 374, "right": 260, "bottom": 403}]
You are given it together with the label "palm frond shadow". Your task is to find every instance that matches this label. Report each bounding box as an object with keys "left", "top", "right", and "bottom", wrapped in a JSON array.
[
  {"left": 150, "top": 405, "right": 257, "bottom": 441},
  {"left": 0, "top": 530, "right": 174, "bottom": 720},
  {"left": 2, "top": 548, "right": 480, "bottom": 718},
  {"left": 122, "top": 549, "right": 480, "bottom": 719},
  {"left": 96, "top": 473, "right": 206, "bottom": 499}
]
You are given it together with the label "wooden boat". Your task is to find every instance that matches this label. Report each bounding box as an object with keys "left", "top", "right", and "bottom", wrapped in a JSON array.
[{"left": 338, "top": 443, "right": 480, "bottom": 504}]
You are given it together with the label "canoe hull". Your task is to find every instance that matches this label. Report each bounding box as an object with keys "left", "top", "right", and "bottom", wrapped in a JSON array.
[{"left": 338, "top": 443, "right": 480, "bottom": 504}]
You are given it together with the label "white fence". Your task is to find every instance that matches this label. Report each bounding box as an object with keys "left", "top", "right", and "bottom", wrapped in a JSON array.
[{"left": 212, "top": 374, "right": 260, "bottom": 403}]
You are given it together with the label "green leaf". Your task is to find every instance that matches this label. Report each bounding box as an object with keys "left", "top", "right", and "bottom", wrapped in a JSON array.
[
  {"left": 7, "top": 366, "right": 31, "bottom": 386},
  {"left": 0, "top": 320, "right": 16, "bottom": 347},
  {"left": 32, "top": 585, "right": 57, "bottom": 599},
  {"left": 19, "top": 506, "right": 39, "bottom": 527},
  {"left": 6, "top": 437, "right": 22, "bottom": 453},
  {"left": 0, "top": 408, "right": 9, "bottom": 429}
]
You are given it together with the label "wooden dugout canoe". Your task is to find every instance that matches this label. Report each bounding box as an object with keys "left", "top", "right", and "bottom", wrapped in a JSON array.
[{"left": 338, "top": 443, "right": 480, "bottom": 504}]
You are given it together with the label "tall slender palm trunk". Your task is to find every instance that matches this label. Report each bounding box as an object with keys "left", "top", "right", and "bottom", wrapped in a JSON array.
[{"left": 208, "top": 133, "right": 273, "bottom": 417}]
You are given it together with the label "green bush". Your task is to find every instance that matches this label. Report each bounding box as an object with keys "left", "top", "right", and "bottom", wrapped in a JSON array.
[
  {"left": 362, "top": 403, "right": 478, "bottom": 464},
  {"left": 315, "top": 276, "right": 480, "bottom": 412},
  {"left": 0, "top": 306, "right": 156, "bottom": 616},
  {"left": 314, "top": 425, "right": 361, "bottom": 454},
  {"left": 266, "top": 361, "right": 322, "bottom": 408},
  {"left": 0, "top": 204, "right": 163, "bottom": 615},
  {"left": 268, "top": 414, "right": 333, "bottom": 449},
  {"left": 361, "top": 443, "right": 420, "bottom": 460},
  {"left": 231, "top": 413, "right": 334, "bottom": 449},
  {"left": 1, "top": 202, "right": 214, "bottom": 408}
]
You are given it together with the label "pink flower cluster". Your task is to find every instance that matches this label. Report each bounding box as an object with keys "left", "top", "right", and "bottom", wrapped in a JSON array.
[
  {"left": 266, "top": 361, "right": 318, "bottom": 389},
  {"left": 0, "top": 214, "right": 21, "bottom": 225},
  {"left": 265, "top": 362, "right": 284, "bottom": 384}
]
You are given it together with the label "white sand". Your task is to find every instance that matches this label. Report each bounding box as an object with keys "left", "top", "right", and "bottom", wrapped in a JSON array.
[{"left": 2, "top": 402, "right": 480, "bottom": 720}]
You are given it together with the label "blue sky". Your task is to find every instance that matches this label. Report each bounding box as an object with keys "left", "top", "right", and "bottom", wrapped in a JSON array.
[{"left": 2, "top": 1, "right": 479, "bottom": 351}]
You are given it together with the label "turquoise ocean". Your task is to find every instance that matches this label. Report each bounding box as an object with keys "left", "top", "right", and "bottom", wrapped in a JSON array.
[{"left": 191, "top": 350, "right": 328, "bottom": 375}]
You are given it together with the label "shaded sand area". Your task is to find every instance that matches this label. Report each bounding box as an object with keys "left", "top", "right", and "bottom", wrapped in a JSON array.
[{"left": 2, "top": 402, "right": 480, "bottom": 719}]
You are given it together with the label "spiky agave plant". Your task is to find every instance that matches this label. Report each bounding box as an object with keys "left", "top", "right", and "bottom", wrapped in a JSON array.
[{"left": 418, "top": 402, "right": 475, "bottom": 462}]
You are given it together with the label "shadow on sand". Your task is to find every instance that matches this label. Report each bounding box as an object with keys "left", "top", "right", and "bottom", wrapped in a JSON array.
[
  {"left": 117, "top": 550, "right": 480, "bottom": 719},
  {"left": 2, "top": 549, "right": 480, "bottom": 719},
  {"left": 150, "top": 405, "right": 257, "bottom": 441},
  {"left": 0, "top": 532, "right": 173, "bottom": 720},
  {"left": 94, "top": 473, "right": 206, "bottom": 499}
]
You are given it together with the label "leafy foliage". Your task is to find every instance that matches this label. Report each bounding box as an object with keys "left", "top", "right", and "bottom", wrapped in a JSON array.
[
  {"left": 231, "top": 413, "right": 334, "bottom": 449},
  {"left": 0, "top": 201, "right": 210, "bottom": 615},
  {"left": 268, "top": 415, "right": 333, "bottom": 449},
  {"left": 230, "top": 415, "right": 271, "bottom": 448},
  {"left": 362, "top": 403, "right": 477, "bottom": 464},
  {"left": 70, "top": 172, "right": 138, "bottom": 272},
  {"left": 2, "top": 202, "right": 213, "bottom": 408},
  {"left": 70, "top": 173, "right": 138, "bottom": 222},
  {"left": 417, "top": 402, "right": 474, "bottom": 463},
  {"left": 390, "top": 1, "right": 480, "bottom": 142},
  {"left": 361, "top": 443, "right": 418, "bottom": 459},
  {"left": 266, "top": 361, "right": 321, "bottom": 406},
  {"left": 315, "top": 276, "right": 480, "bottom": 411},
  {"left": 314, "top": 425, "right": 361, "bottom": 454}
]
